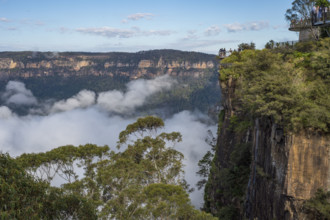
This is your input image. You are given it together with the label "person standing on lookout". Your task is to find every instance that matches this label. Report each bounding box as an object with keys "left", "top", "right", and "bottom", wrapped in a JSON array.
[{"left": 312, "top": 5, "right": 317, "bottom": 23}]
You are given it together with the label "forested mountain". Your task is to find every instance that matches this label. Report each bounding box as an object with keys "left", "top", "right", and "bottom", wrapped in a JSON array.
[{"left": 0, "top": 49, "right": 220, "bottom": 116}]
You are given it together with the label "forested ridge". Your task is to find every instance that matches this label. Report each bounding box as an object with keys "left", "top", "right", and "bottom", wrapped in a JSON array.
[{"left": 0, "top": 49, "right": 220, "bottom": 116}]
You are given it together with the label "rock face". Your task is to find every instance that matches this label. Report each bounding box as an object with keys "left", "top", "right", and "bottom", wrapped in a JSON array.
[
  {"left": 0, "top": 50, "right": 217, "bottom": 80},
  {"left": 246, "top": 118, "right": 329, "bottom": 219},
  {"left": 211, "top": 75, "right": 330, "bottom": 219}
]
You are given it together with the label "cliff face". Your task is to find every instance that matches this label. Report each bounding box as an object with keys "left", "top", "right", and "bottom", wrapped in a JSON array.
[
  {"left": 211, "top": 75, "right": 330, "bottom": 219},
  {"left": 0, "top": 50, "right": 216, "bottom": 80},
  {"left": 246, "top": 118, "right": 329, "bottom": 219},
  {"left": 0, "top": 50, "right": 221, "bottom": 116}
]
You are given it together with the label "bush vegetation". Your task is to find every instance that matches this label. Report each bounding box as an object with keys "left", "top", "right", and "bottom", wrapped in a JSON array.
[{"left": 220, "top": 38, "right": 330, "bottom": 133}]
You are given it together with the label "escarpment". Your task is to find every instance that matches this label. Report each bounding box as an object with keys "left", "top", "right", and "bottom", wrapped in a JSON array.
[
  {"left": 207, "top": 75, "right": 329, "bottom": 220},
  {"left": 0, "top": 50, "right": 221, "bottom": 115},
  {"left": 205, "top": 39, "right": 330, "bottom": 220},
  {"left": 0, "top": 50, "right": 216, "bottom": 79}
]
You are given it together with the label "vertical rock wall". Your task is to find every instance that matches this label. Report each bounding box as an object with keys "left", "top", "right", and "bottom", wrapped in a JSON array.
[
  {"left": 212, "top": 74, "right": 330, "bottom": 219},
  {"left": 245, "top": 118, "right": 330, "bottom": 220}
]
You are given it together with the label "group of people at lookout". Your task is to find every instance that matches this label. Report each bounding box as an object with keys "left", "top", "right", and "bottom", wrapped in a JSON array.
[
  {"left": 290, "top": 5, "right": 329, "bottom": 26},
  {"left": 311, "top": 5, "right": 329, "bottom": 23}
]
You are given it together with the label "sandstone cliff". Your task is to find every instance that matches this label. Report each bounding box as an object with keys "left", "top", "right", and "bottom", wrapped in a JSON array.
[
  {"left": 0, "top": 50, "right": 220, "bottom": 115},
  {"left": 246, "top": 118, "right": 329, "bottom": 219},
  {"left": 0, "top": 50, "right": 216, "bottom": 80},
  {"left": 206, "top": 74, "right": 330, "bottom": 219},
  {"left": 204, "top": 39, "right": 330, "bottom": 219}
]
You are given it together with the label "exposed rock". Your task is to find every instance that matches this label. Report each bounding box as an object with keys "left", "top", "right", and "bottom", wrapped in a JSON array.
[
  {"left": 246, "top": 119, "right": 329, "bottom": 220},
  {"left": 210, "top": 72, "right": 330, "bottom": 220},
  {"left": 138, "top": 60, "right": 153, "bottom": 68},
  {"left": 0, "top": 50, "right": 218, "bottom": 79}
]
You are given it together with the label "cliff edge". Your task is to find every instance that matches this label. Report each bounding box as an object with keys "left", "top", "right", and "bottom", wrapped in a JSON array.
[{"left": 205, "top": 39, "right": 330, "bottom": 219}]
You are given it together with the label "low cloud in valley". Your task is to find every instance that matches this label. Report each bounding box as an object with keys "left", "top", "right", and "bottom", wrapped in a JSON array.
[
  {"left": 2, "top": 81, "right": 38, "bottom": 106},
  {"left": 0, "top": 76, "right": 215, "bottom": 208}
]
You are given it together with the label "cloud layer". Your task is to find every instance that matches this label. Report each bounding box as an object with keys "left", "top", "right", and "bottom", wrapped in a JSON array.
[
  {"left": 2, "top": 81, "right": 38, "bottom": 106},
  {"left": 204, "top": 25, "right": 221, "bottom": 36},
  {"left": 51, "top": 90, "right": 96, "bottom": 113},
  {"left": 0, "top": 17, "right": 10, "bottom": 22},
  {"left": 0, "top": 78, "right": 215, "bottom": 208},
  {"left": 97, "top": 74, "right": 175, "bottom": 114},
  {"left": 76, "top": 26, "right": 174, "bottom": 38}
]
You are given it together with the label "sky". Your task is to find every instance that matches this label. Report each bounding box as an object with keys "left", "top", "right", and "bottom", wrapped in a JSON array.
[{"left": 0, "top": 0, "right": 299, "bottom": 54}]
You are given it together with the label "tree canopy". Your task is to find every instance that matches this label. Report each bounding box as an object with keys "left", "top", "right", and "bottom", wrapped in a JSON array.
[
  {"left": 3, "top": 116, "right": 216, "bottom": 219},
  {"left": 220, "top": 38, "right": 330, "bottom": 133}
]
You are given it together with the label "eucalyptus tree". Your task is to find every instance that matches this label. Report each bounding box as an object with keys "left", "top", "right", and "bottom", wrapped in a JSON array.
[
  {"left": 285, "top": 0, "right": 319, "bottom": 39},
  {"left": 13, "top": 116, "right": 216, "bottom": 219},
  {"left": 96, "top": 116, "right": 216, "bottom": 219}
]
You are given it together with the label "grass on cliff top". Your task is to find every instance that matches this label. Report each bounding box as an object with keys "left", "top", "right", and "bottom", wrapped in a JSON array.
[{"left": 219, "top": 38, "right": 330, "bottom": 133}]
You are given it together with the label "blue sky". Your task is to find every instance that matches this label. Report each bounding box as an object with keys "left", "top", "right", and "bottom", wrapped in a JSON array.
[{"left": 0, "top": 0, "right": 298, "bottom": 54}]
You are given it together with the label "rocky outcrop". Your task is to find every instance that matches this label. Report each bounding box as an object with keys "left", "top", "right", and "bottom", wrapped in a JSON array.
[
  {"left": 0, "top": 50, "right": 217, "bottom": 80},
  {"left": 246, "top": 119, "right": 330, "bottom": 219},
  {"left": 209, "top": 73, "right": 330, "bottom": 219}
]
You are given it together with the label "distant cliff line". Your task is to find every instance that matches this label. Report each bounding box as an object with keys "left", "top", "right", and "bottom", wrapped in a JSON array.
[{"left": 0, "top": 50, "right": 217, "bottom": 79}]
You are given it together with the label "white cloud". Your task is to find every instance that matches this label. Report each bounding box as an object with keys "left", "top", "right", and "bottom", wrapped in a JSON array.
[
  {"left": 77, "top": 26, "right": 135, "bottom": 38},
  {"left": 2, "top": 81, "right": 38, "bottom": 106},
  {"left": 182, "top": 30, "right": 198, "bottom": 40},
  {"left": 76, "top": 26, "right": 174, "bottom": 38},
  {"left": 170, "top": 38, "right": 238, "bottom": 53},
  {"left": 204, "top": 25, "right": 221, "bottom": 36},
  {"left": 20, "top": 19, "right": 45, "bottom": 26},
  {"left": 6, "top": 27, "right": 17, "bottom": 31},
  {"left": 0, "top": 79, "right": 216, "bottom": 208},
  {"left": 0, "top": 17, "right": 9, "bottom": 22},
  {"left": 164, "top": 111, "right": 216, "bottom": 207},
  {"left": 97, "top": 75, "right": 175, "bottom": 114},
  {"left": 0, "top": 106, "right": 13, "bottom": 119},
  {"left": 224, "top": 21, "right": 269, "bottom": 32},
  {"left": 127, "top": 13, "right": 154, "bottom": 21},
  {"left": 144, "top": 29, "right": 174, "bottom": 36},
  {"left": 51, "top": 90, "right": 96, "bottom": 113}
]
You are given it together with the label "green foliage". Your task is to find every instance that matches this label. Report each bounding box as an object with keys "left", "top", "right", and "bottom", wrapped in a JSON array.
[
  {"left": 218, "top": 205, "right": 240, "bottom": 220},
  {"left": 315, "top": 0, "right": 330, "bottom": 7},
  {"left": 217, "top": 109, "right": 225, "bottom": 135},
  {"left": 0, "top": 152, "right": 97, "bottom": 219},
  {"left": 303, "top": 189, "right": 330, "bottom": 220},
  {"left": 238, "top": 42, "right": 256, "bottom": 51},
  {"left": 118, "top": 116, "right": 165, "bottom": 146},
  {"left": 196, "top": 130, "right": 217, "bottom": 191},
  {"left": 219, "top": 143, "right": 251, "bottom": 199},
  {"left": 265, "top": 40, "right": 275, "bottom": 49},
  {"left": 0, "top": 153, "right": 48, "bottom": 219},
  {"left": 16, "top": 144, "right": 109, "bottom": 182},
  {"left": 9, "top": 116, "right": 215, "bottom": 219},
  {"left": 97, "top": 116, "right": 188, "bottom": 219},
  {"left": 285, "top": 0, "right": 314, "bottom": 22},
  {"left": 220, "top": 38, "right": 330, "bottom": 133},
  {"left": 196, "top": 151, "right": 214, "bottom": 190}
]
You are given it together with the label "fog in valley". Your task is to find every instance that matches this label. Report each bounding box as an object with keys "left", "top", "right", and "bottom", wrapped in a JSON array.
[{"left": 0, "top": 75, "right": 217, "bottom": 208}]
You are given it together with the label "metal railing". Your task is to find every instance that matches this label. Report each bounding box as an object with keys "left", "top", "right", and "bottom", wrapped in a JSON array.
[
  {"left": 290, "top": 10, "right": 330, "bottom": 30},
  {"left": 289, "top": 19, "right": 312, "bottom": 30},
  {"left": 312, "top": 10, "right": 330, "bottom": 26}
]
